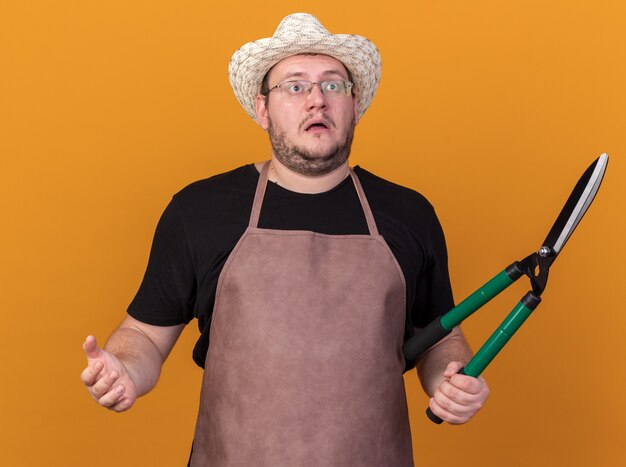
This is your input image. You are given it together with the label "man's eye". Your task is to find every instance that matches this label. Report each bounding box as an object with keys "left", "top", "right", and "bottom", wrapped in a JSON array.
[
  {"left": 287, "top": 83, "right": 304, "bottom": 93},
  {"left": 324, "top": 82, "right": 340, "bottom": 92}
]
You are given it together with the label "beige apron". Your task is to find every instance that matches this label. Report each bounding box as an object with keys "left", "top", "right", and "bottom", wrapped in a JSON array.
[{"left": 190, "top": 162, "right": 413, "bottom": 466}]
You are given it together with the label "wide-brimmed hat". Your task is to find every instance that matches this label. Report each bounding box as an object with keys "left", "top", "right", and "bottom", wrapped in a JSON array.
[{"left": 228, "top": 13, "right": 382, "bottom": 122}]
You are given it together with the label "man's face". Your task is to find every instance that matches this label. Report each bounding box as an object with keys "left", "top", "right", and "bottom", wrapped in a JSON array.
[{"left": 255, "top": 54, "right": 359, "bottom": 176}]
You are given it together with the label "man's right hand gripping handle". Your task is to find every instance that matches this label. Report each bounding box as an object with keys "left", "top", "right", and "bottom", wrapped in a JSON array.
[{"left": 81, "top": 335, "right": 138, "bottom": 413}]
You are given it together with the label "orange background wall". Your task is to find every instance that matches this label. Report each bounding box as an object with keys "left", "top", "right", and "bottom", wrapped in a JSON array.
[{"left": 1, "top": 1, "right": 625, "bottom": 466}]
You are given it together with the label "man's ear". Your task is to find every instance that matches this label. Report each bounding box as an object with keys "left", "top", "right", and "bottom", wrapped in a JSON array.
[
  {"left": 353, "top": 95, "right": 360, "bottom": 125},
  {"left": 255, "top": 95, "right": 270, "bottom": 130}
]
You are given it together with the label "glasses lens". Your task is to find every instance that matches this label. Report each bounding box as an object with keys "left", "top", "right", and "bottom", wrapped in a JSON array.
[
  {"left": 285, "top": 81, "right": 310, "bottom": 95},
  {"left": 322, "top": 81, "right": 341, "bottom": 93},
  {"left": 323, "top": 81, "right": 352, "bottom": 96}
]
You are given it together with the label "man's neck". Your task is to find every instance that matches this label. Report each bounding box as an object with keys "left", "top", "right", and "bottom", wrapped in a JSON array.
[{"left": 254, "top": 157, "right": 350, "bottom": 194}]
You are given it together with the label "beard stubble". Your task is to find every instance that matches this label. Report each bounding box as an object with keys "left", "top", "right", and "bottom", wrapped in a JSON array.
[{"left": 267, "top": 115, "right": 356, "bottom": 176}]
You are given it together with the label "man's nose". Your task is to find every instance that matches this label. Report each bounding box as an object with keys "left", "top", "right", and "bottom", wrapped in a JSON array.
[{"left": 305, "top": 84, "right": 328, "bottom": 110}]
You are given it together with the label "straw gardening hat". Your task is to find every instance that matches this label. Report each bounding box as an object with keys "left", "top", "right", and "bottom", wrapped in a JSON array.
[{"left": 228, "top": 13, "right": 382, "bottom": 122}]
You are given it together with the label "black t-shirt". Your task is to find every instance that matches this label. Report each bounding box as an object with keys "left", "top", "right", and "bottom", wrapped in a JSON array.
[{"left": 128, "top": 164, "right": 455, "bottom": 370}]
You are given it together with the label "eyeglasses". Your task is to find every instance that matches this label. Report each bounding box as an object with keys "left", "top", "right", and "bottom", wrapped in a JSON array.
[{"left": 267, "top": 80, "right": 354, "bottom": 98}]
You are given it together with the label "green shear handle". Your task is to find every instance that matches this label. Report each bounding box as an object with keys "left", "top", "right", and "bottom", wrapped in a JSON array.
[{"left": 403, "top": 264, "right": 523, "bottom": 362}]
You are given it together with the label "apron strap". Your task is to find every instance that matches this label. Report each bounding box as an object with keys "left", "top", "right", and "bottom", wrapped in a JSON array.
[
  {"left": 349, "top": 168, "right": 380, "bottom": 236},
  {"left": 249, "top": 162, "right": 270, "bottom": 228},
  {"left": 249, "top": 162, "right": 380, "bottom": 236}
]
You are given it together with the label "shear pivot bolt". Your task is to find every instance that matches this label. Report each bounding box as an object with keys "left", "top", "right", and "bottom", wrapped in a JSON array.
[{"left": 538, "top": 246, "right": 552, "bottom": 257}]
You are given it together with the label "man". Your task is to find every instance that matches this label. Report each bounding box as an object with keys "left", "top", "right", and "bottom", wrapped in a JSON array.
[{"left": 81, "top": 13, "right": 489, "bottom": 466}]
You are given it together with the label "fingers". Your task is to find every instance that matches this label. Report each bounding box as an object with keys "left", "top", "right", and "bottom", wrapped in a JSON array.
[
  {"left": 430, "top": 383, "right": 472, "bottom": 423},
  {"left": 97, "top": 381, "right": 125, "bottom": 407},
  {"left": 90, "top": 370, "right": 120, "bottom": 398},
  {"left": 83, "top": 367, "right": 135, "bottom": 412},
  {"left": 96, "top": 377, "right": 135, "bottom": 413},
  {"left": 430, "top": 390, "right": 476, "bottom": 425},
  {"left": 449, "top": 372, "right": 485, "bottom": 395},
  {"left": 110, "top": 397, "right": 134, "bottom": 413},
  {"left": 429, "top": 397, "right": 466, "bottom": 425},
  {"left": 97, "top": 382, "right": 134, "bottom": 412},
  {"left": 442, "top": 361, "right": 464, "bottom": 378},
  {"left": 440, "top": 378, "right": 479, "bottom": 404},
  {"left": 430, "top": 371, "right": 490, "bottom": 424},
  {"left": 80, "top": 359, "right": 104, "bottom": 387}
]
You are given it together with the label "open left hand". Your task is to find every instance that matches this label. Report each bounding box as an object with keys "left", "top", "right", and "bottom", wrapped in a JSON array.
[
  {"left": 81, "top": 335, "right": 138, "bottom": 412},
  {"left": 428, "top": 361, "right": 490, "bottom": 424}
]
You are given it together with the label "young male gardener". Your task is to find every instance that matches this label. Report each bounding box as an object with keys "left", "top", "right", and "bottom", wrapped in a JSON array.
[{"left": 81, "top": 13, "right": 489, "bottom": 465}]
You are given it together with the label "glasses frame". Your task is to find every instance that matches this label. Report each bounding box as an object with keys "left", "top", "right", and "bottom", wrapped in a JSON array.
[{"left": 266, "top": 80, "right": 354, "bottom": 97}]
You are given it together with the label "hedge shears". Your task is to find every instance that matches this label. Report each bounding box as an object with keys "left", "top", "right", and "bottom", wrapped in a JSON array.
[{"left": 403, "top": 153, "right": 609, "bottom": 424}]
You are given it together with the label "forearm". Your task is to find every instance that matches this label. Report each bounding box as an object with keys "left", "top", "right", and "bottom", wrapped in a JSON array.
[
  {"left": 416, "top": 326, "right": 472, "bottom": 396},
  {"left": 103, "top": 325, "right": 165, "bottom": 397}
]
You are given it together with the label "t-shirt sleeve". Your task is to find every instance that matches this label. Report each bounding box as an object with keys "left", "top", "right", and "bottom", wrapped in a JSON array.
[
  {"left": 127, "top": 196, "right": 196, "bottom": 326},
  {"left": 411, "top": 213, "right": 455, "bottom": 329}
]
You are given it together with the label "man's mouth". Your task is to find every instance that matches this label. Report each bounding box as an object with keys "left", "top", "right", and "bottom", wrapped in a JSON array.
[{"left": 303, "top": 118, "right": 332, "bottom": 132}]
